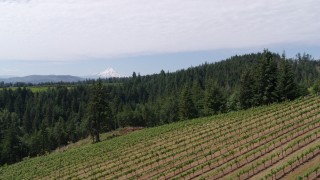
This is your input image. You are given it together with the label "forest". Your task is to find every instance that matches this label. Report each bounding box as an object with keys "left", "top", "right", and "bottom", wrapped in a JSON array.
[{"left": 0, "top": 50, "right": 320, "bottom": 165}]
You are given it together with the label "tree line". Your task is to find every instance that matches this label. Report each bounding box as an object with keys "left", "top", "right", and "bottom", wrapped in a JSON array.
[{"left": 0, "top": 50, "right": 319, "bottom": 165}]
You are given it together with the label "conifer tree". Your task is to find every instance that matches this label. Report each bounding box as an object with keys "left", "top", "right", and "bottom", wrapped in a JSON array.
[
  {"left": 204, "top": 83, "right": 226, "bottom": 115},
  {"left": 277, "top": 58, "right": 297, "bottom": 101},
  {"left": 311, "top": 80, "right": 320, "bottom": 94},
  {"left": 179, "top": 87, "right": 197, "bottom": 120},
  {"left": 87, "top": 79, "right": 111, "bottom": 143},
  {"left": 259, "top": 50, "right": 278, "bottom": 104},
  {"left": 239, "top": 70, "right": 255, "bottom": 108},
  {"left": 39, "top": 120, "right": 49, "bottom": 154}
]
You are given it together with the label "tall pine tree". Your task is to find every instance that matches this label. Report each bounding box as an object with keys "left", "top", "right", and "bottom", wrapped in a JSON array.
[
  {"left": 204, "top": 83, "right": 226, "bottom": 115},
  {"left": 87, "top": 79, "right": 111, "bottom": 143},
  {"left": 239, "top": 70, "right": 255, "bottom": 109},
  {"left": 260, "top": 50, "right": 278, "bottom": 104},
  {"left": 277, "top": 57, "right": 297, "bottom": 101},
  {"left": 179, "top": 87, "right": 197, "bottom": 120}
]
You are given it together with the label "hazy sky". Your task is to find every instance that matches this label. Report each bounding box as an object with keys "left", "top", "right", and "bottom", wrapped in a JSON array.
[{"left": 0, "top": 0, "right": 319, "bottom": 76}]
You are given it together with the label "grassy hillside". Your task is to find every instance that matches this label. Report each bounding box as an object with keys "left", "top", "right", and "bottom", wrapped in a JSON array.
[
  {"left": 0, "top": 86, "right": 49, "bottom": 92},
  {"left": 0, "top": 85, "right": 77, "bottom": 92},
  {"left": 1, "top": 95, "right": 320, "bottom": 179}
]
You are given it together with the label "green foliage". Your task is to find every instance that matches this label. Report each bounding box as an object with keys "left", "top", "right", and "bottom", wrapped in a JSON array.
[
  {"left": 160, "top": 96, "right": 179, "bottom": 124},
  {"left": 239, "top": 50, "right": 299, "bottom": 108},
  {"left": 239, "top": 70, "right": 255, "bottom": 108},
  {"left": 204, "top": 83, "right": 226, "bottom": 115},
  {"left": 310, "top": 80, "right": 320, "bottom": 94},
  {"left": 277, "top": 58, "right": 297, "bottom": 101},
  {"left": 179, "top": 87, "right": 197, "bottom": 120},
  {"left": 1, "top": 95, "right": 320, "bottom": 179},
  {"left": 0, "top": 51, "right": 319, "bottom": 165},
  {"left": 226, "top": 91, "right": 240, "bottom": 111},
  {"left": 0, "top": 110, "right": 26, "bottom": 164},
  {"left": 260, "top": 50, "right": 278, "bottom": 104},
  {"left": 87, "top": 79, "right": 112, "bottom": 143}
]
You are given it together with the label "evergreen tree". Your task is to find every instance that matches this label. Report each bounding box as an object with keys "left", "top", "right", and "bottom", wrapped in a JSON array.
[
  {"left": 277, "top": 59, "right": 297, "bottom": 101},
  {"left": 204, "top": 84, "right": 226, "bottom": 115},
  {"left": 239, "top": 70, "right": 255, "bottom": 109},
  {"left": 191, "top": 80, "right": 204, "bottom": 116},
  {"left": 22, "top": 104, "right": 32, "bottom": 134},
  {"left": 39, "top": 120, "right": 49, "bottom": 154},
  {"left": 87, "top": 79, "right": 111, "bottom": 143},
  {"left": 53, "top": 117, "right": 67, "bottom": 147},
  {"left": 66, "top": 116, "right": 77, "bottom": 143},
  {"left": 227, "top": 91, "right": 240, "bottom": 111},
  {"left": 311, "top": 80, "right": 320, "bottom": 94},
  {"left": 179, "top": 87, "right": 197, "bottom": 120},
  {"left": 0, "top": 110, "right": 23, "bottom": 163},
  {"left": 160, "top": 96, "right": 179, "bottom": 124},
  {"left": 259, "top": 50, "right": 278, "bottom": 104}
]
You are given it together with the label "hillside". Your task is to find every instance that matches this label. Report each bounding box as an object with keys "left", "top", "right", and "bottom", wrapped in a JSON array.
[{"left": 1, "top": 95, "right": 320, "bottom": 179}]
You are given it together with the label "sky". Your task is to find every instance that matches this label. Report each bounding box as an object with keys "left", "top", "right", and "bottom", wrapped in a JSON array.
[{"left": 0, "top": 0, "right": 319, "bottom": 77}]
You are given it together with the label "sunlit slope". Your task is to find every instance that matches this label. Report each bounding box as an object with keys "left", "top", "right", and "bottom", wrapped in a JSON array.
[{"left": 1, "top": 95, "right": 320, "bottom": 180}]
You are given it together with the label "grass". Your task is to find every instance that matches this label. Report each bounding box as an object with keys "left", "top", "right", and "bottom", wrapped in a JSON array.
[
  {"left": 0, "top": 86, "right": 77, "bottom": 93},
  {"left": 0, "top": 86, "right": 49, "bottom": 92},
  {"left": 53, "top": 127, "right": 143, "bottom": 153}
]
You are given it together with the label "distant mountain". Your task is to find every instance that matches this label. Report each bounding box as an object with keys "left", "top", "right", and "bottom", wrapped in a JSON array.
[
  {"left": 0, "top": 75, "right": 83, "bottom": 84},
  {"left": 0, "top": 75, "right": 15, "bottom": 79},
  {"left": 96, "top": 68, "right": 125, "bottom": 78}
]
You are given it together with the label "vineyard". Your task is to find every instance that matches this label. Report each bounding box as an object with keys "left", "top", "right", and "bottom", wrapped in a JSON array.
[{"left": 1, "top": 95, "right": 320, "bottom": 179}]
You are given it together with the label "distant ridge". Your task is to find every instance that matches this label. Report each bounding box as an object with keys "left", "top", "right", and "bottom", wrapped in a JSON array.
[{"left": 0, "top": 75, "right": 83, "bottom": 84}]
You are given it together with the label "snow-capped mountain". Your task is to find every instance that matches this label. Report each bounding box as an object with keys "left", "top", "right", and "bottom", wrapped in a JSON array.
[{"left": 96, "top": 68, "right": 125, "bottom": 78}]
